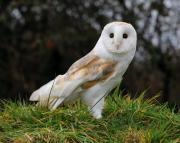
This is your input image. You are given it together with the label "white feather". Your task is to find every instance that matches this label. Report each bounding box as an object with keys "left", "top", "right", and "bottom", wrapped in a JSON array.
[{"left": 30, "top": 21, "right": 137, "bottom": 118}]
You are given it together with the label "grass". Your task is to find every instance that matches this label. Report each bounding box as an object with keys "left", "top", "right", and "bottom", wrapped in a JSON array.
[{"left": 0, "top": 90, "right": 180, "bottom": 143}]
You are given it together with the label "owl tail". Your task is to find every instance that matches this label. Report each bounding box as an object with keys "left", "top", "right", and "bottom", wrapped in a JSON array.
[{"left": 29, "top": 80, "right": 54, "bottom": 107}]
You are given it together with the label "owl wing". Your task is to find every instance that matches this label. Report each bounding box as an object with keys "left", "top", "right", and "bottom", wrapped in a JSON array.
[{"left": 30, "top": 51, "right": 117, "bottom": 110}]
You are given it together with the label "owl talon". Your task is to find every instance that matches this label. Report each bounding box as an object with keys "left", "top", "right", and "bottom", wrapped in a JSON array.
[{"left": 92, "top": 112, "right": 102, "bottom": 119}]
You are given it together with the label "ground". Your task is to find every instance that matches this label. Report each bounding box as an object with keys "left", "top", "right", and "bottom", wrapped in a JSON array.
[{"left": 0, "top": 90, "right": 180, "bottom": 143}]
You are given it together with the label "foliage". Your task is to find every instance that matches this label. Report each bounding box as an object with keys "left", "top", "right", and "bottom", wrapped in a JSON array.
[{"left": 0, "top": 91, "right": 179, "bottom": 142}]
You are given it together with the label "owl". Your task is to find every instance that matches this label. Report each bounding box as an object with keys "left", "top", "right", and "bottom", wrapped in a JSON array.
[{"left": 30, "top": 22, "right": 137, "bottom": 119}]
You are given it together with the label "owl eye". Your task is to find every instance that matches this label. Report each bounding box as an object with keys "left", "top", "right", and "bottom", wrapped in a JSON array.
[
  {"left": 123, "top": 33, "right": 128, "bottom": 39},
  {"left": 109, "top": 33, "right": 114, "bottom": 38}
]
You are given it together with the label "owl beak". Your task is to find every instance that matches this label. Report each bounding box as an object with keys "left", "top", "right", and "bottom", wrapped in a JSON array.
[
  {"left": 107, "top": 43, "right": 122, "bottom": 53},
  {"left": 114, "top": 40, "right": 122, "bottom": 50},
  {"left": 115, "top": 44, "right": 120, "bottom": 50},
  {"left": 114, "top": 36, "right": 122, "bottom": 50}
]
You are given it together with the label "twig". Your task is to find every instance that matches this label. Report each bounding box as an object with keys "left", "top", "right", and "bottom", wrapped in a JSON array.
[
  {"left": 90, "top": 86, "right": 121, "bottom": 111},
  {"left": 47, "top": 79, "right": 56, "bottom": 107},
  {"left": 89, "top": 93, "right": 108, "bottom": 111}
]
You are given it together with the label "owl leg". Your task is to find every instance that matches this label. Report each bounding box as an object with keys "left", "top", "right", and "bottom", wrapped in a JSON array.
[
  {"left": 82, "top": 89, "right": 107, "bottom": 119},
  {"left": 90, "top": 97, "right": 105, "bottom": 119},
  {"left": 82, "top": 95, "right": 105, "bottom": 119}
]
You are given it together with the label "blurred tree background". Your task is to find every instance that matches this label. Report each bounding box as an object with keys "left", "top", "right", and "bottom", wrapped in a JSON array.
[{"left": 0, "top": 0, "right": 180, "bottom": 106}]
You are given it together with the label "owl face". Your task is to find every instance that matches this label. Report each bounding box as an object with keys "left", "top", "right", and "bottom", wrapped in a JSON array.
[{"left": 100, "top": 22, "right": 137, "bottom": 55}]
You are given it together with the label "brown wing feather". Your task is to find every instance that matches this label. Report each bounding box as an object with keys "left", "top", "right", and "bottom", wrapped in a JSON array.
[
  {"left": 56, "top": 50, "right": 118, "bottom": 90},
  {"left": 67, "top": 50, "right": 98, "bottom": 74}
]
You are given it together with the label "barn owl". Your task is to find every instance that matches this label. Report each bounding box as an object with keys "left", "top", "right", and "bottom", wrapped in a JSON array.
[{"left": 30, "top": 22, "right": 137, "bottom": 119}]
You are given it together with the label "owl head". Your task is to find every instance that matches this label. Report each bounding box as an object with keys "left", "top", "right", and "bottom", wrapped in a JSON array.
[{"left": 95, "top": 22, "right": 137, "bottom": 59}]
